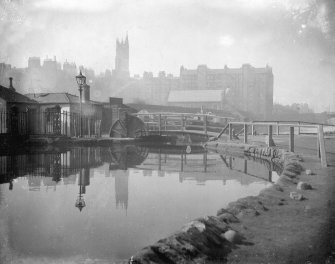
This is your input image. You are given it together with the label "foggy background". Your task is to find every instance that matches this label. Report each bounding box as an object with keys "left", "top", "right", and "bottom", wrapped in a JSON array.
[{"left": 0, "top": 0, "right": 335, "bottom": 112}]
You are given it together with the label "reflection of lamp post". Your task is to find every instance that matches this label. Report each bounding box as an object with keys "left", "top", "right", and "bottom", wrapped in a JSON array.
[
  {"left": 75, "top": 148, "right": 86, "bottom": 212},
  {"left": 75, "top": 71, "right": 86, "bottom": 138},
  {"left": 75, "top": 174, "right": 86, "bottom": 212}
]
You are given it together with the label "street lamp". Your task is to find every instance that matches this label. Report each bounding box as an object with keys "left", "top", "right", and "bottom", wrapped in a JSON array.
[{"left": 75, "top": 71, "right": 86, "bottom": 137}]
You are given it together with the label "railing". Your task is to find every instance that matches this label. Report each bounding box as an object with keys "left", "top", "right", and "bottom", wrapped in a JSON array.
[
  {"left": 133, "top": 112, "right": 234, "bottom": 135},
  {"left": 0, "top": 111, "right": 28, "bottom": 135},
  {"left": 216, "top": 120, "right": 335, "bottom": 168},
  {"left": 0, "top": 110, "right": 101, "bottom": 138}
]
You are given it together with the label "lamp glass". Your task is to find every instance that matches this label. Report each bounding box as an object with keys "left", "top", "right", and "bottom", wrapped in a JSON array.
[{"left": 75, "top": 71, "right": 86, "bottom": 86}]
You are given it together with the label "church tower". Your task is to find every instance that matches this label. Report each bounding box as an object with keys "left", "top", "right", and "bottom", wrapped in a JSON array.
[{"left": 114, "top": 34, "right": 130, "bottom": 79}]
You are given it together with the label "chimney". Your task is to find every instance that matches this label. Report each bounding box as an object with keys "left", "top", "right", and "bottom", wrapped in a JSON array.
[
  {"left": 83, "top": 84, "right": 90, "bottom": 102},
  {"left": 9, "top": 77, "right": 15, "bottom": 92}
]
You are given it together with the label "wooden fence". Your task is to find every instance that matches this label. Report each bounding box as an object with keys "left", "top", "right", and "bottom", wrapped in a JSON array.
[{"left": 216, "top": 121, "right": 335, "bottom": 168}]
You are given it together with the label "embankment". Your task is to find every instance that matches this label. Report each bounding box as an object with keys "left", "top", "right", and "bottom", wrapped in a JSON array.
[{"left": 129, "top": 141, "right": 335, "bottom": 263}]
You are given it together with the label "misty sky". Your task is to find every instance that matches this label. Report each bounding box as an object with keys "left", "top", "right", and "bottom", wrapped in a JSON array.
[{"left": 0, "top": 0, "right": 335, "bottom": 112}]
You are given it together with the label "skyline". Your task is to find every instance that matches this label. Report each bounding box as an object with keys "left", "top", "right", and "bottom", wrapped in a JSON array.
[{"left": 1, "top": 0, "right": 335, "bottom": 112}]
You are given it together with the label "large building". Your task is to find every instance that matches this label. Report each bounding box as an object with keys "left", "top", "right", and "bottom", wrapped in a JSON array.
[{"left": 179, "top": 64, "right": 273, "bottom": 118}]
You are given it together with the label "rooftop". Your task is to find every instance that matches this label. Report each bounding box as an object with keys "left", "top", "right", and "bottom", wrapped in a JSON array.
[
  {"left": 168, "top": 90, "right": 224, "bottom": 103},
  {"left": 0, "top": 85, "right": 37, "bottom": 104},
  {"left": 25, "top": 93, "right": 102, "bottom": 105}
]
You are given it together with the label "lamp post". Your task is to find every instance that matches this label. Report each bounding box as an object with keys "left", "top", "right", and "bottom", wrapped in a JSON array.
[{"left": 75, "top": 71, "right": 86, "bottom": 138}]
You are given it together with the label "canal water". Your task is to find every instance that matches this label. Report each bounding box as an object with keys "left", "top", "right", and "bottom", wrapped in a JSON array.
[{"left": 0, "top": 144, "right": 280, "bottom": 264}]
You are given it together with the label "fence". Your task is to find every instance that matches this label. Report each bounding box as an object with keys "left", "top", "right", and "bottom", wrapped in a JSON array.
[
  {"left": 216, "top": 121, "right": 335, "bottom": 168},
  {"left": 0, "top": 110, "right": 101, "bottom": 138},
  {"left": 0, "top": 111, "right": 28, "bottom": 135}
]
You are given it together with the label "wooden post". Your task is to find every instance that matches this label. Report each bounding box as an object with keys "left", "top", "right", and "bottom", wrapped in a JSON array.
[
  {"left": 276, "top": 123, "right": 279, "bottom": 135},
  {"left": 65, "top": 112, "right": 68, "bottom": 136},
  {"left": 317, "top": 135, "right": 321, "bottom": 158},
  {"left": 298, "top": 122, "right": 301, "bottom": 135},
  {"left": 204, "top": 115, "right": 208, "bottom": 135},
  {"left": 181, "top": 115, "right": 184, "bottom": 131},
  {"left": 289, "top": 126, "right": 294, "bottom": 152},
  {"left": 318, "top": 125, "right": 327, "bottom": 167},
  {"left": 244, "top": 123, "right": 248, "bottom": 144},
  {"left": 251, "top": 124, "right": 254, "bottom": 136},
  {"left": 203, "top": 152, "right": 207, "bottom": 172},
  {"left": 229, "top": 123, "right": 233, "bottom": 140},
  {"left": 268, "top": 125, "right": 273, "bottom": 147},
  {"left": 158, "top": 114, "right": 161, "bottom": 135},
  {"left": 88, "top": 118, "right": 91, "bottom": 137}
]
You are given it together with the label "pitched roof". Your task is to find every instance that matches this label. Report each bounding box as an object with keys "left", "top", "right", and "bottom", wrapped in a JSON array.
[
  {"left": 168, "top": 90, "right": 224, "bottom": 103},
  {"left": 25, "top": 93, "right": 72, "bottom": 104},
  {"left": 0, "top": 85, "right": 37, "bottom": 104},
  {"left": 25, "top": 93, "right": 102, "bottom": 105}
]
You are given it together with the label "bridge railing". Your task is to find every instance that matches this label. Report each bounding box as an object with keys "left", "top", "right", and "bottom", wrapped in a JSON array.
[
  {"left": 133, "top": 112, "right": 234, "bottom": 135},
  {"left": 216, "top": 120, "right": 335, "bottom": 168}
]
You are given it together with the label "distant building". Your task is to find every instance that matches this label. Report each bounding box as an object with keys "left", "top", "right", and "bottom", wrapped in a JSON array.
[
  {"left": 179, "top": 64, "right": 273, "bottom": 118},
  {"left": 113, "top": 35, "right": 130, "bottom": 80},
  {"left": 109, "top": 36, "right": 273, "bottom": 118}
]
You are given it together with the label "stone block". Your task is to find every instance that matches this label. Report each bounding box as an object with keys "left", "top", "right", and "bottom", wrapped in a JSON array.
[
  {"left": 221, "top": 230, "right": 238, "bottom": 243},
  {"left": 290, "top": 191, "right": 304, "bottom": 201},
  {"left": 297, "top": 181, "right": 312, "bottom": 190}
]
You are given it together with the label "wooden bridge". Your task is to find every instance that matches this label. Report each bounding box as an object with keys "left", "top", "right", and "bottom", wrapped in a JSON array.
[
  {"left": 110, "top": 112, "right": 234, "bottom": 144},
  {"left": 109, "top": 112, "right": 335, "bottom": 167}
]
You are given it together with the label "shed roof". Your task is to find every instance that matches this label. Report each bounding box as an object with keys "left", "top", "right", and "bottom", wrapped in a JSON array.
[
  {"left": 0, "top": 85, "right": 37, "bottom": 104},
  {"left": 25, "top": 93, "right": 102, "bottom": 105},
  {"left": 168, "top": 90, "right": 224, "bottom": 103}
]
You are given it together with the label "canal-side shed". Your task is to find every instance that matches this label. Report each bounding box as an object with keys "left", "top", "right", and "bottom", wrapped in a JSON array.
[
  {"left": 25, "top": 92, "right": 103, "bottom": 136},
  {"left": 0, "top": 78, "right": 38, "bottom": 135},
  {"left": 25, "top": 92, "right": 103, "bottom": 117}
]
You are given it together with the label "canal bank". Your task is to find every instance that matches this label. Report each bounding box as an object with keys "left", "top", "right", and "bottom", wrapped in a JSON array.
[{"left": 129, "top": 139, "right": 335, "bottom": 263}]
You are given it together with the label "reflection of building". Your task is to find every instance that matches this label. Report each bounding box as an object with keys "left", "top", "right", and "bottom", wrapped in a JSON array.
[
  {"left": 0, "top": 147, "right": 103, "bottom": 190},
  {"left": 114, "top": 170, "right": 129, "bottom": 210}
]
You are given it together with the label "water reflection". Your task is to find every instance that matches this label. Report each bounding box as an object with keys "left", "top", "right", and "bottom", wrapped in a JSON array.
[
  {"left": 0, "top": 145, "right": 281, "bottom": 212},
  {"left": 0, "top": 145, "right": 281, "bottom": 263}
]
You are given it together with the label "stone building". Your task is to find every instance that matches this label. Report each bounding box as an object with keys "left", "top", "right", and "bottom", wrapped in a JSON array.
[{"left": 178, "top": 64, "right": 273, "bottom": 118}]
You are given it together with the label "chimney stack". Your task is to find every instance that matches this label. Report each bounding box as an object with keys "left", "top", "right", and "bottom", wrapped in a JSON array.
[
  {"left": 83, "top": 84, "right": 90, "bottom": 102},
  {"left": 9, "top": 77, "right": 15, "bottom": 92}
]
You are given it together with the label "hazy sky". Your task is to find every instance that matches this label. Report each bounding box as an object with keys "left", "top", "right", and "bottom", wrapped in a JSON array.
[{"left": 1, "top": 0, "right": 335, "bottom": 112}]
